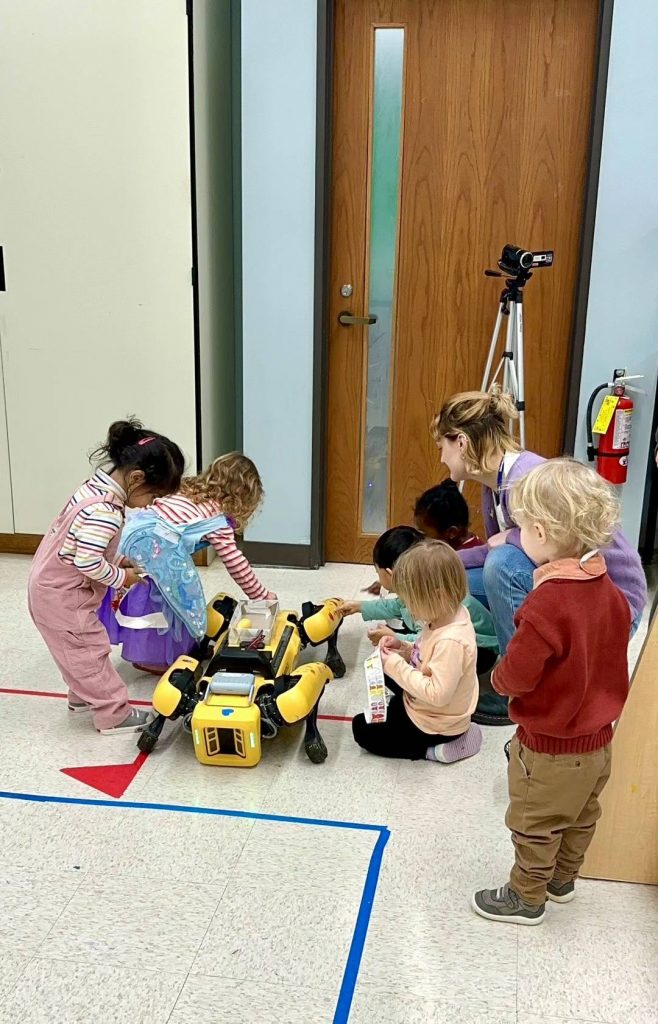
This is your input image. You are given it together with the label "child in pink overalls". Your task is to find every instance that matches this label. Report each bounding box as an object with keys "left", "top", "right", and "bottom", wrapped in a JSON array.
[{"left": 28, "top": 419, "right": 184, "bottom": 735}]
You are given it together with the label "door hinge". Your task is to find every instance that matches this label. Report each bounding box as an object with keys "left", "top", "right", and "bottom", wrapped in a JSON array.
[
  {"left": 191, "top": 265, "right": 197, "bottom": 287},
  {"left": 186, "top": 0, "right": 192, "bottom": 17}
]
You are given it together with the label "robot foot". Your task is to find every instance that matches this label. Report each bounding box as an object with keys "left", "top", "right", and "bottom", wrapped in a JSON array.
[
  {"left": 303, "top": 702, "right": 328, "bottom": 764},
  {"left": 137, "top": 713, "right": 166, "bottom": 753},
  {"left": 325, "top": 648, "right": 346, "bottom": 679}
]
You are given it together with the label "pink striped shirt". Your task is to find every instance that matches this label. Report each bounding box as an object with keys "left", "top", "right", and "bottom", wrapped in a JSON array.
[
  {"left": 151, "top": 492, "right": 271, "bottom": 601},
  {"left": 58, "top": 470, "right": 127, "bottom": 589}
]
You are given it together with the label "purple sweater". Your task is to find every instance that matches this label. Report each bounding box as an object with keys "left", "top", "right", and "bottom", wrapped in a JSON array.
[{"left": 459, "top": 450, "right": 647, "bottom": 622}]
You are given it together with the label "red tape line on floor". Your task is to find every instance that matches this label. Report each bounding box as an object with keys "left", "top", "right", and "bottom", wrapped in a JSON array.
[{"left": 0, "top": 687, "right": 353, "bottom": 721}]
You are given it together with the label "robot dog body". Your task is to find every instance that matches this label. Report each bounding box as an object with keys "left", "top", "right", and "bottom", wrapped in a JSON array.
[{"left": 138, "top": 594, "right": 344, "bottom": 768}]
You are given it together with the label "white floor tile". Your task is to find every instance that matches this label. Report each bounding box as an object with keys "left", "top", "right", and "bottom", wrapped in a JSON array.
[
  {"left": 39, "top": 877, "right": 221, "bottom": 973},
  {"left": 358, "top": 901, "right": 518, "bottom": 1009},
  {"left": 518, "top": 918, "right": 658, "bottom": 1023},
  {"left": 0, "top": 868, "right": 83, "bottom": 956},
  {"left": 350, "top": 984, "right": 516, "bottom": 1024},
  {"left": 0, "top": 800, "right": 252, "bottom": 881},
  {"left": 168, "top": 974, "right": 336, "bottom": 1024},
  {"left": 517, "top": 1016, "right": 604, "bottom": 1024},
  {"left": 0, "top": 954, "right": 30, "bottom": 1005},
  {"left": 0, "top": 959, "right": 184, "bottom": 1024},
  {"left": 191, "top": 875, "right": 361, "bottom": 992}
]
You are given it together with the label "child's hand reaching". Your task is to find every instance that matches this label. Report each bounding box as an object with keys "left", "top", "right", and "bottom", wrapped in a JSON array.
[
  {"left": 367, "top": 624, "right": 395, "bottom": 646},
  {"left": 362, "top": 580, "right": 382, "bottom": 596},
  {"left": 339, "top": 600, "right": 362, "bottom": 617},
  {"left": 123, "top": 566, "right": 146, "bottom": 588}
]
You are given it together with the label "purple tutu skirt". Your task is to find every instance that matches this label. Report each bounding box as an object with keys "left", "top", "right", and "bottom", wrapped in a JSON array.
[{"left": 98, "top": 579, "right": 195, "bottom": 669}]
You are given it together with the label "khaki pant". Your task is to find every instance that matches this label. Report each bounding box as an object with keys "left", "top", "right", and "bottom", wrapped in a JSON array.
[{"left": 506, "top": 735, "right": 612, "bottom": 905}]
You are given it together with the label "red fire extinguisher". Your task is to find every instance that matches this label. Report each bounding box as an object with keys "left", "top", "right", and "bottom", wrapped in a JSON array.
[{"left": 586, "top": 369, "right": 642, "bottom": 485}]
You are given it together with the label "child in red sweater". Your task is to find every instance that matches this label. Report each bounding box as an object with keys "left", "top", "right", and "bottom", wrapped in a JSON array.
[{"left": 472, "top": 459, "right": 632, "bottom": 925}]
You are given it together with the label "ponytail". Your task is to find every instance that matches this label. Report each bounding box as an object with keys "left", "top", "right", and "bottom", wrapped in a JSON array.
[
  {"left": 91, "top": 417, "right": 185, "bottom": 495},
  {"left": 430, "top": 387, "right": 520, "bottom": 472}
]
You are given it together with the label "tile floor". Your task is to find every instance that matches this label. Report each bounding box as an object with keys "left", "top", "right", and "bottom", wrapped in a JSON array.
[{"left": 0, "top": 553, "right": 656, "bottom": 1024}]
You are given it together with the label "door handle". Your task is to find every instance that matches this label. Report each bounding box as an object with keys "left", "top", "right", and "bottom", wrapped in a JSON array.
[{"left": 338, "top": 311, "right": 378, "bottom": 327}]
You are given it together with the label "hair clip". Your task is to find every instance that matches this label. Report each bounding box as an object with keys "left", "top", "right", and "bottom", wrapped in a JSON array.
[{"left": 138, "top": 437, "right": 155, "bottom": 446}]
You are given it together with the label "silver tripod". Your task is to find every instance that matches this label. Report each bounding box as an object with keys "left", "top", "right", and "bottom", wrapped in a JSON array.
[{"left": 481, "top": 275, "right": 527, "bottom": 447}]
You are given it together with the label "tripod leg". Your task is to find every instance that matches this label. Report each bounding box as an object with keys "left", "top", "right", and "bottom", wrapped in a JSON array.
[
  {"left": 503, "top": 302, "right": 515, "bottom": 399},
  {"left": 482, "top": 304, "right": 505, "bottom": 391},
  {"left": 515, "top": 301, "right": 526, "bottom": 447}
]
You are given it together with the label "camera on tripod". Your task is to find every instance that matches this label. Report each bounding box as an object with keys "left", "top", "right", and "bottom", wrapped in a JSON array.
[
  {"left": 497, "top": 244, "right": 554, "bottom": 277},
  {"left": 481, "top": 243, "right": 555, "bottom": 447}
]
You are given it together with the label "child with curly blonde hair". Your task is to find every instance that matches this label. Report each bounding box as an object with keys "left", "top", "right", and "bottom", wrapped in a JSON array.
[
  {"left": 472, "top": 459, "right": 632, "bottom": 926},
  {"left": 100, "top": 452, "right": 276, "bottom": 672}
]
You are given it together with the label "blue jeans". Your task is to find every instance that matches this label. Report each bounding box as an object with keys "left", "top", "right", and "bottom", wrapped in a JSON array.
[
  {"left": 467, "top": 545, "right": 535, "bottom": 655},
  {"left": 469, "top": 547, "right": 641, "bottom": 655}
]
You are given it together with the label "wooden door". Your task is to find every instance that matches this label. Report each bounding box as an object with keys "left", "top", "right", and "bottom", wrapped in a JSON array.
[{"left": 326, "top": 0, "right": 599, "bottom": 563}]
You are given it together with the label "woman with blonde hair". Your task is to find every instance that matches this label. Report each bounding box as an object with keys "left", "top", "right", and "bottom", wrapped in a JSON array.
[
  {"left": 99, "top": 452, "right": 277, "bottom": 672},
  {"left": 430, "top": 390, "right": 646, "bottom": 724}
]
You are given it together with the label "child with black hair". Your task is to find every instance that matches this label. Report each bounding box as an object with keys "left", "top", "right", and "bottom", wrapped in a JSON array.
[
  {"left": 413, "top": 480, "right": 483, "bottom": 550},
  {"left": 362, "top": 480, "right": 483, "bottom": 598},
  {"left": 28, "top": 419, "right": 184, "bottom": 735},
  {"left": 341, "top": 526, "right": 498, "bottom": 656},
  {"left": 342, "top": 527, "right": 423, "bottom": 644}
]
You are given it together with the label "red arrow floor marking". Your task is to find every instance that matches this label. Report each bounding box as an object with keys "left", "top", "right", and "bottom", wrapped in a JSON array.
[{"left": 60, "top": 751, "right": 149, "bottom": 799}]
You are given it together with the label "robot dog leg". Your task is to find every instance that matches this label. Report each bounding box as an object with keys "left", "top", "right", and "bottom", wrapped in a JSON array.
[
  {"left": 137, "top": 592, "right": 237, "bottom": 754},
  {"left": 137, "top": 655, "right": 200, "bottom": 753},
  {"left": 258, "top": 661, "right": 333, "bottom": 763},
  {"left": 297, "top": 599, "right": 346, "bottom": 679}
]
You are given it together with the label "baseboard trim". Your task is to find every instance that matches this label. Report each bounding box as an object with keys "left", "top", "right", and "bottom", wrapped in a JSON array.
[
  {"left": 0, "top": 533, "right": 216, "bottom": 567},
  {"left": 0, "top": 533, "right": 41, "bottom": 555},
  {"left": 239, "top": 541, "right": 318, "bottom": 569},
  {"left": 0, "top": 535, "right": 308, "bottom": 571}
]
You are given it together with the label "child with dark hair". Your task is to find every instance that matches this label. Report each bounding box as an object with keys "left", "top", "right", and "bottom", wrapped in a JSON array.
[
  {"left": 99, "top": 452, "right": 276, "bottom": 672},
  {"left": 28, "top": 418, "right": 184, "bottom": 735},
  {"left": 414, "top": 480, "right": 483, "bottom": 550},
  {"left": 341, "top": 526, "right": 498, "bottom": 656}
]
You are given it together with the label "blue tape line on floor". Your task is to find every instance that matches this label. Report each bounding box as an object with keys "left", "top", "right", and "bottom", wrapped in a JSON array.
[
  {"left": 333, "top": 827, "right": 390, "bottom": 1024},
  {"left": 0, "top": 790, "right": 385, "bottom": 832},
  {"left": 0, "top": 790, "right": 391, "bottom": 1022}
]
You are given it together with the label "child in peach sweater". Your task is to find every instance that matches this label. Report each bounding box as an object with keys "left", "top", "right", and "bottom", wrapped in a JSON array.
[{"left": 351, "top": 539, "right": 481, "bottom": 763}]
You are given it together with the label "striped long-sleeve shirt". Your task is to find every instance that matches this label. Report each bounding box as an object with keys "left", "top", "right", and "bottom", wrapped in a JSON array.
[
  {"left": 58, "top": 470, "right": 127, "bottom": 589},
  {"left": 151, "top": 492, "right": 271, "bottom": 600}
]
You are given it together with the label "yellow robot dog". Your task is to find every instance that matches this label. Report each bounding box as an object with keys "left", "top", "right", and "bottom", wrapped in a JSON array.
[{"left": 137, "top": 594, "right": 345, "bottom": 767}]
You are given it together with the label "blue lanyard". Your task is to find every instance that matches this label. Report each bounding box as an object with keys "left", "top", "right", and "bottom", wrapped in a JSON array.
[{"left": 496, "top": 457, "right": 505, "bottom": 495}]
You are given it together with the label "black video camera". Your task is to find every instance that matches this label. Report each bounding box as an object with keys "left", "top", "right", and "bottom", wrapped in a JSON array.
[{"left": 498, "top": 244, "right": 554, "bottom": 276}]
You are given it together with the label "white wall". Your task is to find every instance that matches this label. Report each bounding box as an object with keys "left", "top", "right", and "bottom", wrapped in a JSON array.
[
  {"left": 574, "top": 1, "right": 658, "bottom": 544},
  {"left": 240, "top": 0, "right": 317, "bottom": 546}
]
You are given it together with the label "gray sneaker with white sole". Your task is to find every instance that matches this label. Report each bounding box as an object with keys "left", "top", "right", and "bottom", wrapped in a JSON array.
[
  {"left": 472, "top": 883, "right": 545, "bottom": 925},
  {"left": 547, "top": 879, "right": 576, "bottom": 903},
  {"left": 99, "top": 708, "right": 151, "bottom": 736}
]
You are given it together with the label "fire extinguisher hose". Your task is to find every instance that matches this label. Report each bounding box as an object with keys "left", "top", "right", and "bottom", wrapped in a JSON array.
[{"left": 586, "top": 382, "right": 610, "bottom": 462}]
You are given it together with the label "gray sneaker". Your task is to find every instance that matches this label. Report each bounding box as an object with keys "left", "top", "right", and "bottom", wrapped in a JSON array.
[
  {"left": 472, "top": 883, "right": 545, "bottom": 925},
  {"left": 68, "top": 699, "right": 91, "bottom": 713},
  {"left": 547, "top": 878, "right": 576, "bottom": 903},
  {"left": 99, "top": 708, "right": 151, "bottom": 735}
]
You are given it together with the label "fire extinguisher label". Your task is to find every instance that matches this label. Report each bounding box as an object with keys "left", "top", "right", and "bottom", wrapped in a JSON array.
[
  {"left": 613, "top": 408, "right": 633, "bottom": 450},
  {"left": 592, "top": 395, "right": 619, "bottom": 435}
]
